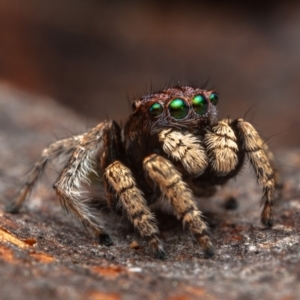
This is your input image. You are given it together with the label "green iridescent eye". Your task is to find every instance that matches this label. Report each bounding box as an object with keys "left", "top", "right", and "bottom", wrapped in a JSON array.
[
  {"left": 149, "top": 102, "right": 163, "bottom": 116},
  {"left": 192, "top": 94, "right": 208, "bottom": 115},
  {"left": 209, "top": 92, "right": 219, "bottom": 106},
  {"left": 168, "top": 98, "right": 189, "bottom": 119}
]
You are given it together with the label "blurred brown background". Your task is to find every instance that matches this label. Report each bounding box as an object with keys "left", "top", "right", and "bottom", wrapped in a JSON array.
[{"left": 0, "top": 0, "right": 299, "bottom": 149}]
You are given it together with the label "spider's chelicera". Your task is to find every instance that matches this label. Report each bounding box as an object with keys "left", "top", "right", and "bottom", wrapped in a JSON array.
[{"left": 7, "top": 85, "right": 279, "bottom": 259}]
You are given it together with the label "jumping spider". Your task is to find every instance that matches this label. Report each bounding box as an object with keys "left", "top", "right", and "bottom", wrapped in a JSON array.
[{"left": 7, "top": 85, "right": 279, "bottom": 259}]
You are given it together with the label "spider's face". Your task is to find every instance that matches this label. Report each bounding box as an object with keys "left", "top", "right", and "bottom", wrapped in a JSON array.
[{"left": 131, "top": 86, "right": 218, "bottom": 134}]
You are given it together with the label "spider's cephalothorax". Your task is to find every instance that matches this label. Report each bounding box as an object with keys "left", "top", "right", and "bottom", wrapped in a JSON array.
[{"left": 7, "top": 85, "right": 280, "bottom": 259}]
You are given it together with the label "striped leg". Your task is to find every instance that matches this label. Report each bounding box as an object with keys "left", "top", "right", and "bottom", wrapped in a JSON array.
[
  {"left": 143, "top": 154, "right": 214, "bottom": 258},
  {"left": 53, "top": 122, "right": 113, "bottom": 245},
  {"left": 105, "top": 161, "right": 164, "bottom": 259},
  {"left": 7, "top": 135, "right": 80, "bottom": 213},
  {"left": 232, "top": 118, "right": 276, "bottom": 227}
]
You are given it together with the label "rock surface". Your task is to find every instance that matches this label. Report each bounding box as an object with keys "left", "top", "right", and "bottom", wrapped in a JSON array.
[{"left": 1, "top": 83, "right": 300, "bottom": 300}]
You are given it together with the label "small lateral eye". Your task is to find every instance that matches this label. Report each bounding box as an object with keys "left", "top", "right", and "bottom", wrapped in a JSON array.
[
  {"left": 209, "top": 92, "right": 219, "bottom": 106},
  {"left": 168, "top": 98, "right": 189, "bottom": 119},
  {"left": 192, "top": 94, "right": 208, "bottom": 115},
  {"left": 149, "top": 102, "right": 163, "bottom": 116}
]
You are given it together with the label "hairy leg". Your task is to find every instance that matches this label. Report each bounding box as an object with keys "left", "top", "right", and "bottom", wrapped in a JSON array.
[
  {"left": 53, "top": 122, "right": 113, "bottom": 244},
  {"left": 232, "top": 118, "right": 276, "bottom": 227},
  {"left": 262, "top": 143, "right": 282, "bottom": 190},
  {"left": 7, "top": 135, "right": 80, "bottom": 213},
  {"left": 105, "top": 161, "right": 164, "bottom": 259},
  {"left": 143, "top": 154, "right": 214, "bottom": 258}
]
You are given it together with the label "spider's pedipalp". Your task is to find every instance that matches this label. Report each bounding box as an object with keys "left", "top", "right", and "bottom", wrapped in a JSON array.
[
  {"left": 105, "top": 160, "right": 164, "bottom": 258},
  {"left": 203, "top": 119, "right": 239, "bottom": 176},
  {"left": 6, "top": 135, "right": 80, "bottom": 213},
  {"left": 53, "top": 122, "right": 110, "bottom": 241},
  {"left": 232, "top": 118, "right": 276, "bottom": 227},
  {"left": 159, "top": 129, "right": 208, "bottom": 176},
  {"left": 143, "top": 154, "right": 214, "bottom": 258}
]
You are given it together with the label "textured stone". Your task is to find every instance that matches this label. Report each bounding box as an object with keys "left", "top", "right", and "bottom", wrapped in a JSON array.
[{"left": 0, "top": 83, "right": 300, "bottom": 300}]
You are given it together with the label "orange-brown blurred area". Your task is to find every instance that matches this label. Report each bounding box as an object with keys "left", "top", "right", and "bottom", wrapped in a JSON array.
[{"left": 0, "top": 0, "right": 299, "bottom": 148}]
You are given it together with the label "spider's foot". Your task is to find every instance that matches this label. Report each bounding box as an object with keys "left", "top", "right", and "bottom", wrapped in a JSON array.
[
  {"left": 99, "top": 233, "right": 113, "bottom": 246},
  {"left": 261, "top": 206, "right": 273, "bottom": 228},
  {"left": 261, "top": 216, "right": 273, "bottom": 228},
  {"left": 5, "top": 202, "right": 21, "bottom": 214},
  {"left": 6, "top": 189, "right": 29, "bottom": 214},
  {"left": 203, "top": 244, "right": 215, "bottom": 258},
  {"left": 148, "top": 236, "right": 165, "bottom": 259},
  {"left": 154, "top": 249, "right": 166, "bottom": 260},
  {"left": 196, "top": 233, "right": 215, "bottom": 258}
]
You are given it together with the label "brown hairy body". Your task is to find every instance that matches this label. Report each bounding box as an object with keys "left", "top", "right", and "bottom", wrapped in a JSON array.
[{"left": 7, "top": 85, "right": 280, "bottom": 259}]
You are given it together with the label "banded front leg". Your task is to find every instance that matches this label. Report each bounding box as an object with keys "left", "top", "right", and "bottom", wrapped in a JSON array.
[
  {"left": 105, "top": 161, "right": 165, "bottom": 259},
  {"left": 143, "top": 154, "right": 214, "bottom": 258}
]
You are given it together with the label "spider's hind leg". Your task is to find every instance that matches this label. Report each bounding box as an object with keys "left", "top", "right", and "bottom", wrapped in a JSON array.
[
  {"left": 6, "top": 136, "right": 79, "bottom": 213},
  {"left": 231, "top": 118, "right": 277, "bottom": 227},
  {"left": 53, "top": 122, "right": 113, "bottom": 245}
]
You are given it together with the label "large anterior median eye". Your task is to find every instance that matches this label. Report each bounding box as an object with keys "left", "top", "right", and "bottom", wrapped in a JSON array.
[
  {"left": 192, "top": 94, "right": 208, "bottom": 115},
  {"left": 168, "top": 98, "right": 189, "bottom": 119},
  {"left": 209, "top": 92, "right": 218, "bottom": 106},
  {"left": 149, "top": 102, "right": 163, "bottom": 116}
]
